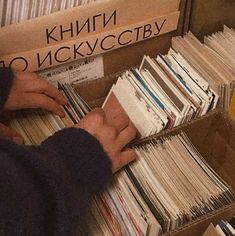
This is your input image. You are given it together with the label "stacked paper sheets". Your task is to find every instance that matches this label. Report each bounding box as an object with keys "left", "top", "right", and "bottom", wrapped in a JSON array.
[
  {"left": 0, "top": 0, "right": 102, "bottom": 27},
  {"left": 9, "top": 82, "right": 235, "bottom": 236}
]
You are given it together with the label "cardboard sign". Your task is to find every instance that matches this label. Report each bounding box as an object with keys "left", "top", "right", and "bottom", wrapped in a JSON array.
[{"left": 0, "top": 0, "right": 180, "bottom": 71}]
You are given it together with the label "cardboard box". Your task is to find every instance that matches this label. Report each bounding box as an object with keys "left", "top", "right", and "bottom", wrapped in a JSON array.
[
  {"left": 75, "top": 74, "right": 235, "bottom": 235},
  {"left": 0, "top": 0, "right": 182, "bottom": 72},
  {"left": 189, "top": 0, "right": 235, "bottom": 41},
  {"left": 1, "top": 0, "right": 234, "bottom": 235}
]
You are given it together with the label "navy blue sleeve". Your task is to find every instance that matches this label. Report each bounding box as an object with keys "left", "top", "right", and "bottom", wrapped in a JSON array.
[
  {"left": 0, "top": 128, "right": 112, "bottom": 236},
  {"left": 0, "top": 67, "right": 14, "bottom": 110}
]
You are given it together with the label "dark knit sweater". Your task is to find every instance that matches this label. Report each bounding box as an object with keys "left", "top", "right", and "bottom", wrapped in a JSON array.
[{"left": 0, "top": 68, "right": 113, "bottom": 235}]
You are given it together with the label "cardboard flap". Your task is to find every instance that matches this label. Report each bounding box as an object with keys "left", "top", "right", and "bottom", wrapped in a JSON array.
[
  {"left": 0, "top": 0, "right": 181, "bottom": 72},
  {"left": 0, "top": 12, "right": 180, "bottom": 72},
  {"left": 0, "top": 0, "right": 180, "bottom": 54}
]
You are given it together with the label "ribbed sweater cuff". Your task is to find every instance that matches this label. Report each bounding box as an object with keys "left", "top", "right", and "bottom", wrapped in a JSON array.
[
  {"left": 41, "top": 128, "right": 113, "bottom": 194},
  {"left": 0, "top": 67, "right": 14, "bottom": 110}
]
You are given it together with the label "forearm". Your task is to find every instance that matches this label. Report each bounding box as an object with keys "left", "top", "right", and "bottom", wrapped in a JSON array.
[{"left": 0, "top": 128, "right": 112, "bottom": 235}]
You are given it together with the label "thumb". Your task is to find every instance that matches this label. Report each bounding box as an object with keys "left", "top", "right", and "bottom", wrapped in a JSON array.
[
  {"left": 113, "top": 149, "right": 136, "bottom": 173},
  {"left": 0, "top": 123, "right": 24, "bottom": 145}
]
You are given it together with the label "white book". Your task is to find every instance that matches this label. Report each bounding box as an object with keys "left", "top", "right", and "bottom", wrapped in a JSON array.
[
  {"left": 51, "top": 0, "right": 61, "bottom": 13},
  {"left": 44, "top": 0, "right": 53, "bottom": 15},
  {"left": 0, "top": 0, "right": 5, "bottom": 26},
  {"left": 140, "top": 68, "right": 183, "bottom": 126},
  {"left": 118, "top": 76, "right": 164, "bottom": 136},
  {"left": 11, "top": 0, "right": 21, "bottom": 24},
  {"left": 168, "top": 48, "right": 209, "bottom": 91},
  {"left": 156, "top": 55, "right": 203, "bottom": 111},
  {"left": 5, "top": 0, "right": 13, "bottom": 26},
  {"left": 29, "top": 0, "right": 38, "bottom": 19},
  {"left": 19, "top": 0, "right": 30, "bottom": 22},
  {"left": 166, "top": 53, "right": 211, "bottom": 115},
  {"left": 140, "top": 55, "right": 192, "bottom": 117},
  {"left": 37, "top": 0, "right": 45, "bottom": 17},
  {"left": 66, "top": 0, "right": 74, "bottom": 9},
  {"left": 112, "top": 77, "right": 161, "bottom": 137},
  {"left": 126, "top": 70, "right": 168, "bottom": 127},
  {"left": 226, "top": 222, "right": 235, "bottom": 235},
  {"left": 215, "top": 225, "right": 226, "bottom": 236},
  {"left": 60, "top": 0, "right": 67, "bottom": 10}
]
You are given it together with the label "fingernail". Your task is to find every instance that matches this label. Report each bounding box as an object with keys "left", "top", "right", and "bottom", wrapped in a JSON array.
[{"left": 13, "top": 136, "right": 24, "bottom": 145}]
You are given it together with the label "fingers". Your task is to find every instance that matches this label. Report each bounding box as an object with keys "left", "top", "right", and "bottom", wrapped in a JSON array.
[
  {"left": 89, "top": 108, "right": 105, "bottom": 119},
  {"left": 14, "top": 79, "right": 67, "bottom": 105},
  {"left": 14, "top": 71, "right": 38, "bottom": 81},
  {"left": 76, "top": 108, "right": 105, "bottom": 135},
  {"left": 107, "top": 113, "right": 129, "bottom": 133},
  {"left": 103, "top": 92, "right": 125, "bottom": 121},
  {"left": 16, "top": 93, "right": 66, "bottom": 117},
  {"left": 75, "top": 107, "right": 137, "bottom": 173},
  {"left": 4, "top": 71, "right": 67, "bottom": 116},
  {"left": 116, "top": 122, "right": 137, "bottom": 149},
  {"left": 0, "top": 123, "right": 24, "bottom": 145},
  {"left": 113, "top": 149, "right": 137, "bottom": 172}
]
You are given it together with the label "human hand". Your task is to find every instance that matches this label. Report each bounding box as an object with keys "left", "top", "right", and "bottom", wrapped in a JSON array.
[
  {"left": 76, "top": 108, "right": 137, "bottom": 173},
  {"left": 0, "top": 122, "right": 23, "bottom": 144},
  {"left": 3, "top": 71, "right": 67, "bottom": 117}
]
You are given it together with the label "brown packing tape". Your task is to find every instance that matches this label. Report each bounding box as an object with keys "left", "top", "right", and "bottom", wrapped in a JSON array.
[
  {"left": 0, "top": 0, "right": 180, "bottom": 55},
  {"left": 0, "top": 12, "right": 180, "bottom": 72}
]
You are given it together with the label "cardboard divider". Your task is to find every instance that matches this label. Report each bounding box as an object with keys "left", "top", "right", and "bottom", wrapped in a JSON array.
[
  {"left": 74, "top": 73, "right": 235, "bottom": 235},
  {"left": 137, "top": 112, "right": 235, "bottom": 236},
  {"left": 74, "top": 69, "right": 120, "bottom": 106},
  {"left": 189, "top": 0, "right": 235, "bottom": 41},
  {"left": 1, "top": 0, "right": 234, "bottom": 234}
]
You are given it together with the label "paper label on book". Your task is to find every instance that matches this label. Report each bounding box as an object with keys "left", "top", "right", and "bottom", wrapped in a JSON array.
[{"left": 38, "top": 56, "right": 104, "bottom": 86}]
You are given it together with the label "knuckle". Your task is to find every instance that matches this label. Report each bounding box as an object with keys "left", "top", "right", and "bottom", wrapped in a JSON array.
[
  {"left": 129, "top": 126, "right": 137, "bottom": 139},
  {"left": 32, "top": 72, "right": 38, "bottom": 80},
  {"left": 41, "top": 80, "right": 50, "bottom": 89},
  {"left": 120, "top": 113, "right": 129, "bottom": 121},
  {"left": 91, "top": 112, "right": 104, "bottom": 124},
  {"left": 106, "top": 126, "right": 118, "bottom": 138}
]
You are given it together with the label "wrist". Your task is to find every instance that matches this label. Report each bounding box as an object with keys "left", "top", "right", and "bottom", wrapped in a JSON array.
[{"left": 41, "top": 128, "right": 113, "bottom": 194}]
